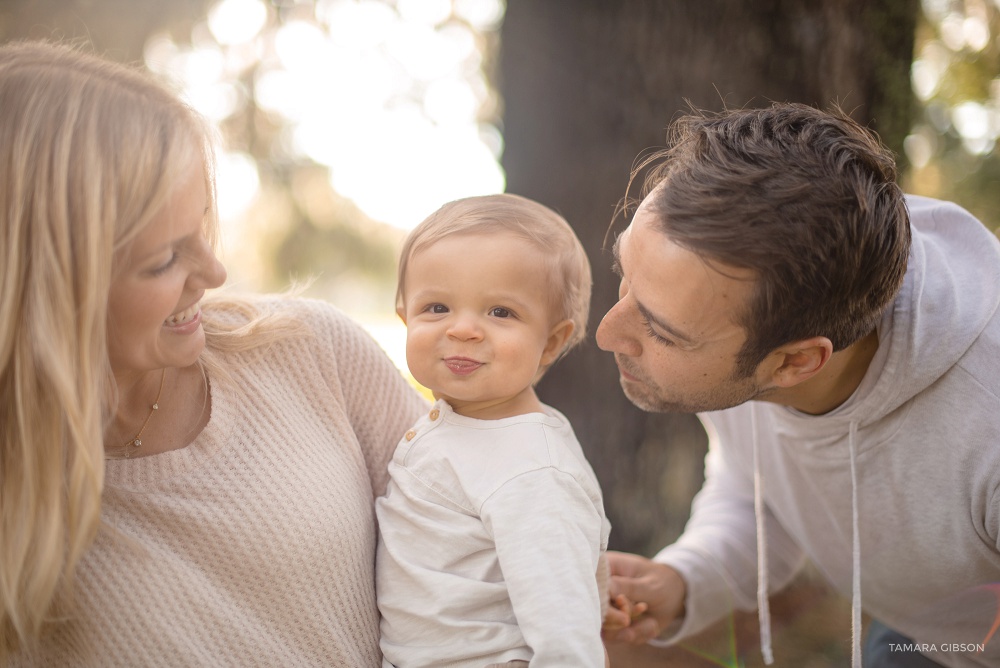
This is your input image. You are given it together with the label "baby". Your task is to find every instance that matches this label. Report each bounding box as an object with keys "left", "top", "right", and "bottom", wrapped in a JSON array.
[{"left": 375, "top": 194, "right": 611, "bottom": 668}]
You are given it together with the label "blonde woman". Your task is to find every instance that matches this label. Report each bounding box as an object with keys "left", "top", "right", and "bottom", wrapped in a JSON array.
[{"left": 0, "top": 41, "right": 426, "bottom": 666}]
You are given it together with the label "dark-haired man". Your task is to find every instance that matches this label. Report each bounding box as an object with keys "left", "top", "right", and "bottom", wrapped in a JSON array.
[{"left": 598, "top": 103, "right": 1000, "bottom": 668}]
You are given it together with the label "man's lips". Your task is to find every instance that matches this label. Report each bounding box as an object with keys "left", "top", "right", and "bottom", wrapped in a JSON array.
[
  {"left": 444, "top": 357, "right": 483, "bottom": 376},
  {"left": 615, "top": 355, "right": 641, "bottom": 382}
]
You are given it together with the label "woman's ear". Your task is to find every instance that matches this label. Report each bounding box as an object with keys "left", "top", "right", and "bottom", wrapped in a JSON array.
[
  {"left": 767, "top": 336, "right": 833, "bottom": 388},
  {"left": 540, "top": 319, "right": 575, "bottom": 367}
]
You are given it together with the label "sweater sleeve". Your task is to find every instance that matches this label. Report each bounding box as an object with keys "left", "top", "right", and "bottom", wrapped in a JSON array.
[
  {"left": 481, "top": 468, "right": 606, "bottom": 668},
  {"left": 652, "top": 414, "right": 805, "bottom": 643},
  {"left": 307, "top": 300, "right": 429, "bottom": 497}
]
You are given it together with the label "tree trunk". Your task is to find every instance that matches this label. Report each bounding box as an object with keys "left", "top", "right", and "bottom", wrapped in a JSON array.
[{"left": 500, "top": 1, "right": 917, "bottom": 664}]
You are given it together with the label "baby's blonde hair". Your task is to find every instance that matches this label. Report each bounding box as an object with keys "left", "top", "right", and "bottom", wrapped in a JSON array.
[{"left": 396, "top": 194, "right": 592, "bottom": 362}]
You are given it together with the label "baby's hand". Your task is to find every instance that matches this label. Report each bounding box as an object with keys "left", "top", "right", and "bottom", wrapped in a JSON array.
[{"left": 603, "top": 593, "right": 648, "bottom": 632}]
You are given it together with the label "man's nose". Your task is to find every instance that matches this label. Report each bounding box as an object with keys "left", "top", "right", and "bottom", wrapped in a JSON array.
[{"left": 596, "top": 298, "right": 641, "bottom": 357}]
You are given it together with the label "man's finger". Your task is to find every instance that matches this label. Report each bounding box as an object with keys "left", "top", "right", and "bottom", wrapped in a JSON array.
[{"left": 626, "top": 616, "right": 662, "bottom": 644}]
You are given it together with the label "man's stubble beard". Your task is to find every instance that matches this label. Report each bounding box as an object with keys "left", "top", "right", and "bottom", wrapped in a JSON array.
[{"left": 615, "top": 354, "right": 773, "bottom": 414}]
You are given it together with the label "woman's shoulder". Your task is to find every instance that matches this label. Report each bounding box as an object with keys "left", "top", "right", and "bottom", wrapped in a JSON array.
[
  {"left": 201, "top": 293, "right": 384, "bottom": 370},
  {"left": 205, "top": 293, "right": 362, "bottom": 335},
  {"left": 255, "top": 294, "right": 349, "bottom": 322},
  {"left": 273, "top": 296, "right": 375, "bottom": 342}
]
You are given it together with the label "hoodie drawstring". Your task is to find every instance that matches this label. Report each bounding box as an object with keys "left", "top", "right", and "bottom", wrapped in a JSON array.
[
  {"left": 752, "top": 410, "right": 863, "bottom": 667},
  {"left": 751, "top": 404, "right": 774, "bottom": 665},
  {"left": 848, "top": 420, "right": 862, "bottom": 668}
]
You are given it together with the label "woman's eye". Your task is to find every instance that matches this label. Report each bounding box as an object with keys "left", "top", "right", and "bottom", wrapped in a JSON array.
[
  {"left": 490, "top": 307, "right": 511, "bottom": 318},
  {"left": 151, "top": 253, "right": 179, "bottom": 276}
]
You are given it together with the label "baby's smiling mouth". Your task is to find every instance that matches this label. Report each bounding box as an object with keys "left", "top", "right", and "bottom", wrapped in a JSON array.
[{"left": 444, "top": 357, "right": 483, "bottom": 375}]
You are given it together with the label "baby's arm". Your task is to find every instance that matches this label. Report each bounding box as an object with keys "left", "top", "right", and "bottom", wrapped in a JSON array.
[{"left": 482, "top": 468, "right": 606, "bottom": 668}]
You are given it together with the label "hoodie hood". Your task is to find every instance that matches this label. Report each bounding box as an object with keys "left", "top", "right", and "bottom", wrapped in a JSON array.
[
  {"left": 753, "top": 195, "right": 1000, "bottom": 666},
  {"left": 830, "top": 194, "right": 1000, "bottom": 427}
]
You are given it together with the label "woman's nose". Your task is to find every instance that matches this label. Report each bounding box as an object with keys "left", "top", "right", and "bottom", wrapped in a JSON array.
[{"left": 193, "top": 237, "right": 227, "bottom": 289}]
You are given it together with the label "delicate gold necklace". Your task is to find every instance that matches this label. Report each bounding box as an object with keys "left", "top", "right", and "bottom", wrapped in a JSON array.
[{"left": 121, "top": 368, "right": 166, "bottom": 456}]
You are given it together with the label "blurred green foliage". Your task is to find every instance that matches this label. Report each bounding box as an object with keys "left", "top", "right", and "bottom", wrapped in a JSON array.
[{"left": 905, "top": 0, "right": 1000, "bottom": 233}]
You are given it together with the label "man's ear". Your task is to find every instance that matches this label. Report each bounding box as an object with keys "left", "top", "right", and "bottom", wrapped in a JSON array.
[
  {"left": 540, "top": 319, "right": 575, "bottom": 367},
  {"left": 767, "top": 336, "right": 833, "bottom": 388}
]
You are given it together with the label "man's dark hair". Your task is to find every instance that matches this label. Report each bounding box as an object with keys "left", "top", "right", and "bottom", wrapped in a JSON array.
[{"left": 636, "top": 103, "right": 910, "bottom": 377}]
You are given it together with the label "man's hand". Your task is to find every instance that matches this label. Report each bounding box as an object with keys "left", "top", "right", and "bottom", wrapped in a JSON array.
[{"left": 601, "top": 551, "right": 686, "bottom": 644}]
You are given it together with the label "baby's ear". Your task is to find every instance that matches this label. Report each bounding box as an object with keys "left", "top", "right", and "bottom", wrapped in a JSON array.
[
  {"left": 540, "top": 319, "right": 575, "bottom": 367},
  {"left": 396, "top": 305, "right": 407, "bottom": 325}
]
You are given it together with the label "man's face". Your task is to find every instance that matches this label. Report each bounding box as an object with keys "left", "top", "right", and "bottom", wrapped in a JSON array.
[{"left": 596, "top": 201, "right": 774, "bottom": 413}]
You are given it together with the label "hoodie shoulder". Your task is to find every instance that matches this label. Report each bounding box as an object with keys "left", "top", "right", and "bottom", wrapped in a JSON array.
[
  {"left": 906, "top": 194, "right": 999, "bottom": 243},
  {"left": 832, "top": 196, "right": 1000, "bottom": 423}
]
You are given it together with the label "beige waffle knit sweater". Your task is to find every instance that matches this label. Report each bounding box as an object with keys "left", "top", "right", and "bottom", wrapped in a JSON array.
[{"left": 12, "top": 298, "right": 427, "bottom": 668}]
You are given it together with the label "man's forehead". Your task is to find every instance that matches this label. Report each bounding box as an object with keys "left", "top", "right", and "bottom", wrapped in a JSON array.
[
  {"left": 612, "top": 208, "right": 654, "bottom": 262},
  {"left": 615, "top": 209, "right": 755, "bottom": 342},
  {"left": 614, "top": 207, "right": 658, "bottom": 265},
  {"left": 621, "top": 207, "right": 755, "bottom": 281}
]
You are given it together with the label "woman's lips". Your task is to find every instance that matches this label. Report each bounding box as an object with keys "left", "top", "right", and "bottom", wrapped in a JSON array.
[
  {"left": 444, "top": 357, "right": 483, "bottom": 376},
  {"left": 164, "top": 302, "right": 201, "bottom": 328}
]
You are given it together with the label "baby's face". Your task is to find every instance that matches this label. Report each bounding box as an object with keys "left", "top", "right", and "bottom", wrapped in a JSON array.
[{"left": 400, "top": 231, "right": 565, "bottom": 417}]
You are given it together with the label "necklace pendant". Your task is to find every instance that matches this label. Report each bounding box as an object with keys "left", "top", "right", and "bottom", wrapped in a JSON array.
[{"left": 132, "top": 438, "right": 142, "bottom": 447}]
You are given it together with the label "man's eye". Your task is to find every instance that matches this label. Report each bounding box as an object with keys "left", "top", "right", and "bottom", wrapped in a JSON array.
[
  {"left": 643, "top": 320, "right": 674, "bottom": 347},
  {"left": 490, "top": 307, "right": 511, "bottom": 318}
]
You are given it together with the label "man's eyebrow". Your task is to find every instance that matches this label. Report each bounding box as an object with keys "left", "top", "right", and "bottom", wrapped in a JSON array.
[
  {"left": 636, "top": 301, "right": 695, "bottom": 345},
  {"left": 613, "top": 230, "right": 696, "bottom": 345},
  {"left": 610, "top": 235, "right": 623, "bottom": 275}
]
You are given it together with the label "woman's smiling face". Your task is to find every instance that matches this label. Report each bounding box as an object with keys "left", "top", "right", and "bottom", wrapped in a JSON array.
[{"left": 106, "top": 156, "right": 227, "bottom": 379}]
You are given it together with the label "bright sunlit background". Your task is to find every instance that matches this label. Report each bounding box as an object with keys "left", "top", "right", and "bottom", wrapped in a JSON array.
[
  {"left": 142, "top": 0, "right": 506, "bottom": 372},
  {"left": 127, "top": 0, "right": 999, "bottom": 377}
]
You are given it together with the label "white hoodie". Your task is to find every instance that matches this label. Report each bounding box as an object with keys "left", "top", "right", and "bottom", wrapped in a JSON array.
[{"left": 655, "top": 195, "right": 1000, "bottom": 668}]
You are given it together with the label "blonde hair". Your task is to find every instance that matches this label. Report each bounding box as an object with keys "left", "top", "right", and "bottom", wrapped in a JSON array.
[
  {"left": 0, "top": 41, "right": 294, "bottom": 660},
  {"left": 396, "top": 194, "right": 592, "bottom": 362}
]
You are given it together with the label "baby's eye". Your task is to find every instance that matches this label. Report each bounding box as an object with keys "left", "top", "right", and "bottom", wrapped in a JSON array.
[
  {"left": 429, "top": 304, "right": 449, "bottom": 314},
  {"left": 490, "top": 307, "right": 511, "bottom": 318}
]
